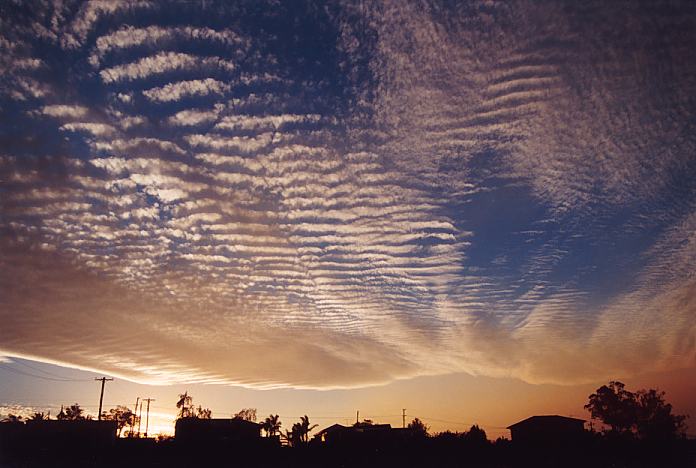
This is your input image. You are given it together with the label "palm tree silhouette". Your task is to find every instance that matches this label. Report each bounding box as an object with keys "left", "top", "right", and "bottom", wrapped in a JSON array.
[
  {"left": 282, "top": 428, "right": 296, "bottom": 446},
  {"left": 176, "top": 392, "right": 193, "bottom": 418},
  {"left": 29, "top": 412, "right": 49, "bottom": 421},
  {"left": 298, "top": 415, "right": 317, "bottom": 443},
  {"left": 262, "top": 414, "right": 282, "bottom": 437}
]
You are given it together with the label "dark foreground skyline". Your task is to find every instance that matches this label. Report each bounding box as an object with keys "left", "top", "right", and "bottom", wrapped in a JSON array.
[{"left": 2, "top": 383, "right": 694, "bottom": 468}]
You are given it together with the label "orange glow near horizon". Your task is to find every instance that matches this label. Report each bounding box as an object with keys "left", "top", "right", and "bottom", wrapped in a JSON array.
[{"left": 1, "top": 357, "right": 694, "bottom": 440}]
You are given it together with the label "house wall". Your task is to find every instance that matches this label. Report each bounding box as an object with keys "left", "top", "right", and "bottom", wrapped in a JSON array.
[
  {"left": 510, "top": 419, "right": 585, "bottom": 444},
  {"left": 174, "top": 418, "right": 261, "bottom": 445}
]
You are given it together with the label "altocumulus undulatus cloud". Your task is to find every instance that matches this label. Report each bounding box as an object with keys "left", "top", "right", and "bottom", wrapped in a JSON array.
[{"left": 0, "top": 0, "right": 695, "bottom": 389}]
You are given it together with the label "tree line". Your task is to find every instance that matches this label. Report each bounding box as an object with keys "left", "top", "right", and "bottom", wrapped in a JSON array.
[{"left": 1, "top": 380, "right": 689, "bottom": 443}]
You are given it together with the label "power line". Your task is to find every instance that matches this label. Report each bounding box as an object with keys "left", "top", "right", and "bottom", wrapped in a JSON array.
[
  {"left": 0, "top": 393, "right": 517, "bottom": 433},
  {"left": 0, "top": 394, "right": 505, "bottom": 428},
  {"left": 12, "top": 359, "right": 85, "bottom": 379},
  {"left": 418, "top": 416, "right": 509, "bottom": 430},
  {"left": 0, "top": 364, "right": 92, "bottom": 382}
]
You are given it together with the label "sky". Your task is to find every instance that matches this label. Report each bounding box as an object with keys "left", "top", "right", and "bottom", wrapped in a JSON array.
[{"left": 1, "top": 0, "right": 696, "bottom": 438}]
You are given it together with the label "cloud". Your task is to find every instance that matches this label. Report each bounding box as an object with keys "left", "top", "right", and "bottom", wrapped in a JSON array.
[
  {"left": 0, "top": 239, "right": 418, "bottom": 388},
  {"left": 0, "top": 404, "right": 44, "bottom": 420},
  {"left": 168, "top": 108, "right": 221, "bottom": 126},
  {"left": 60, "top": 122, "right": 117, "bottom": 137},
  {"left": 90, "top": 25, "right": 246, "bottom": 65},
  {"left": 99, "top": 52, "right": 235, "bottom": 83},
  {"left": 60, "top": 0, "right": 156, "bottom": 50},
  {"left": 0, "top": 0, "right": 695, "bottom": 390},
  {"left": 42, "top": 105, "right": 89, "bottom": 119},
  {"left": 184, "top": 133, "right": 274, "bottom": 153},
  {"left": 11, "top": 77, "right": 49, "bottom": 100},
  {"left": 119, "top": 115, "right": 146, "bottom": 129},
  {"left": 97, "top": 138, "right": 186, "bottom": 155},
  {"left": 116, "top": 92, "right": 133, "bottom": 103},
  {"left": 367, "top": 1, "right": 696, "bottom": 213},
  {"left": 214, "top": 114, "right": 322, "bottom": 131},
  {"left": 143, "top": 78, "right": 231, "bottom": 102}
]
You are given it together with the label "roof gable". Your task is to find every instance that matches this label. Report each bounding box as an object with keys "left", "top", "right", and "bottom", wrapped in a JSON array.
[{"left": 507, "top": 415, "right": 585, "bottom": 429}]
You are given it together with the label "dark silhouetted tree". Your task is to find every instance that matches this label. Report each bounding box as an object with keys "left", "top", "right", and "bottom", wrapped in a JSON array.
[
  {"left": 585, "top": 381, "right": 636, "bottom": 434},
  {"left": 175, "top": 392, "right": 211, "bottom": 419},
  {"left": 433, "top": 430, "right": 459, "bottom": 442},
  {"left": 283, "top": 427, "right": 300, "bottom": 447},
  {"left": 635, "top": 388, "right": 687, "bottom": 440},
  {"left": 585, "top": 381, "right": 687, "bottom": 440},
  {"left": 104, "top": 406, "right": 135, "bottom": 436},
  {"left": 408, "top": 417, "right": 429, "bottom": 437},
  {"left": 285, "top": 415, "right": 317, "bottom": 445},
  {"left": 262, "top": 414, "right": 281, "bottom": 437},
  {"left": 2, "top": 414, "right": 22, "bottom": 423},
  {"left": 463, "top": 424, "right": 488, "bottom": 445},
  {"left": 58, "top": 403, "right": 86, "bottom": 421},
  {"left": 176, "top": 392, "right": 193, "bottom": 419},
  {"left": 234, "top": 408, "right": 257, "bottom": 422},
  {"left": 196, "top": 405, "right": 212, "bottom": 419},
  {"left": 29, "top": 412, "right": 49, "bottom": 421},
  {"left": 299, "top": 415, "right": 317, "bottom": 442}
]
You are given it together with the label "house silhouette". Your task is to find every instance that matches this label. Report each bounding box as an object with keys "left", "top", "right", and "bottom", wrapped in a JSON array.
[
  {"left": 313, "top": 422, "right": 418, "bottom": 448},
  {"left": 507, "top": 415, "right": 585, "bottom": 444},
  {"left": 175, "top": 417, "right": 262, "bottom": 446},
  {"left": 0, "top": 419, "right": 117, "bottom": 464}
]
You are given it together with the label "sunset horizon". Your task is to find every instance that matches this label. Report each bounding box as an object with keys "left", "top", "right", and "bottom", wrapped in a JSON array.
[{"left": 1, "top": 354, "right": 695, "bottom": 440}]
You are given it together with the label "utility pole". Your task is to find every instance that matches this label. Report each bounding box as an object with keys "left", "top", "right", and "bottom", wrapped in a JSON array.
[
  {"left": 131, "top": 397, "right": 140, "bottom": 437},
  {"left": 356, "top": 410, "right": 359, "bottom": 425},
  {"left": 402, "top": 409, "right": 406, "bottom": 428},
  {"left": 143, "top": 398, "right": 155, "bottom": 438},
  {"left": 137, "top": 400, "right": 143, "bottom": 437},
  {"left": 94, "top": 377, "right": 113, "bottom": 420}
]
